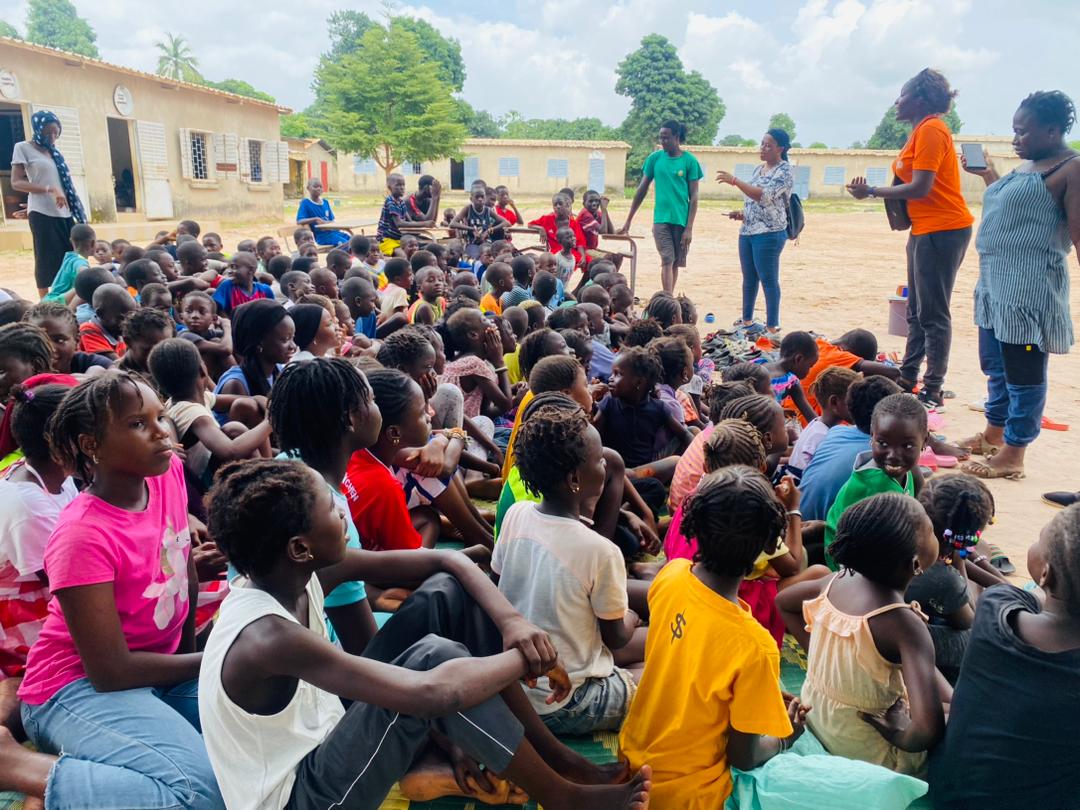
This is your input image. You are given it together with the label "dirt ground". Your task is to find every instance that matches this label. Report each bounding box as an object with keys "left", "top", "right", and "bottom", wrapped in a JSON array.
[{"left": 3, "top": 197, "right": 1077, "bottom": 581}]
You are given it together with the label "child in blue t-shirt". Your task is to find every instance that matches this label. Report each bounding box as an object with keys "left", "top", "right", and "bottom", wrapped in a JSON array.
[
  {"left": 44, "top": 224, "right": 95, "bottom": 304},
  {"left": 341, "top": 275, "right": 379, "bottom": 339},
  {"left": 296, "top": 177, "right": 349, "bottom": 246}
]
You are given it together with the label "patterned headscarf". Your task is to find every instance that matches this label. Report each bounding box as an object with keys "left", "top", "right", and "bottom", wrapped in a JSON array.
[{"left": 31, "top": 110, "right": 87, "bottom": 223}]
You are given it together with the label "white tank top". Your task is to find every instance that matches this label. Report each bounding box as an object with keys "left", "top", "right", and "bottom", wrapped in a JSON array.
[{"left": 198, "top": 575, "right": 346, "bottom": 810}]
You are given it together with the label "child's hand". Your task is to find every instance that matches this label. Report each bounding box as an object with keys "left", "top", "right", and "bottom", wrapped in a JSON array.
[
  {"left": 419, "top": 369, "right": 439, "bottom": 401},
  {"left": 860, "top": 697, "right": 910, "bottom": 744},
  {"left": 784, "top": 696, "right": 811, "bottom": 746},
  {"left": 774, "top": 475, "right": 801, "bottom": 511},
  {"left": 192, "top": 541, "right": 228, "bottom": 581},
  {"left": 540, "top": 662, "right": 573, "bottom": 704},
  {"left": 482, "top": 326, "right": 505, "bottom": 364},
  {"left": 448, "top": 745, "right": 496, "bottom": 797},
  {"left": 624, "top": 511, "right": 661, "bottom": 555},
  {"left": 396, "top": 441, "right": 447, "bottom": 478},
  {"left": 589, "top": 382, "right": 609, "bottom": 402},
  {"left": 499, "top": 616, "right": 558, "bottom": 678}
]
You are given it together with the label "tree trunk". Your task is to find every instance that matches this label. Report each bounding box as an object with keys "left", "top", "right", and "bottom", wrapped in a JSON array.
[{"left": 379, "top": 142, "right": 399, "bottom": 183}]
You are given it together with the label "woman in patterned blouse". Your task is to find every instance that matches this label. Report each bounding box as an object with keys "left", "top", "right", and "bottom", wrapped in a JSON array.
[{"left": 717, "top": 129, "right": 794, "bottom": 334}]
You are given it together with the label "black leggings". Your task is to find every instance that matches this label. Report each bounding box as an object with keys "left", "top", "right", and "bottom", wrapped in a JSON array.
[{"left": 29, "top": 210, "right": 74, "bottom": 289}]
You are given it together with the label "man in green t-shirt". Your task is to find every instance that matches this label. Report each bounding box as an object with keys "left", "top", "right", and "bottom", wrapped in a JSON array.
[{"left": 620, "top": 120, "right": 703, "bottom": 293}]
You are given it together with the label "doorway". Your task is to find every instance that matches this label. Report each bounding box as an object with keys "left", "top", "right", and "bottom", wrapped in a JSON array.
[
  {"left": 0, "top": 102, "right": 26, "bottom": 219},
  {"left": 107, "top": 117, "right": 137, "bottom": 212},
  {"left": 450, "top": 159, "right": 464, "bottom": 190}
]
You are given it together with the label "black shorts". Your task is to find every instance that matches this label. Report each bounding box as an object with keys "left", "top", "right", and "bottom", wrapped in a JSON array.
[{"left": 652, "top": 222, "right": 688, "bottom": 267}]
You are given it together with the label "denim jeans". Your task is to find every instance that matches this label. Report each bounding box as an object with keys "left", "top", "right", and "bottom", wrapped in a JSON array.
[
  {"left": 900, "top": 226, "right": 971, "bottom": 392},
  {"left": 21, "top": 677, "right": 224, "bottom": 810},
  {"left": 540, "top": 667, "right": 636, "bottom": 736},
  {"left": 978, "top": 327, "right": 1048, "bottom": 448},
  {"left": 739, "top": 230, "right": 787, "bottom": 328}
]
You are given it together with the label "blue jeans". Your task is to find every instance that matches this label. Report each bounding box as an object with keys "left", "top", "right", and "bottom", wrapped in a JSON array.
[
  {"left": 739, "top": 230, "right": 787, "bottom": 328},
  {"left": 540, "top": 668, "right": 635, "bottom": 735},
  {"left": 978, "top": 327, "right": 1048, "bottom": 448},
  {"left": 21, "top": 677, "right": 224, "bottom": 810}
]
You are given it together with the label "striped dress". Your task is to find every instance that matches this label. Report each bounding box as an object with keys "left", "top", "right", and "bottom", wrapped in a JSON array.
[{"left": 974, "top": 157, "right": 1077, "bottom": 354}]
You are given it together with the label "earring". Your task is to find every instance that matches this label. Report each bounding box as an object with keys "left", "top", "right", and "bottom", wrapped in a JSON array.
[
  {"left": 92, "top": 454, "right": 99, "bottom": 465},
  {"left": 306, "top": 553, "right": 314, "bottom": 561},
  {"left": 570, "top": 482, "right": 580, "bottom": 494},
  {"left": 391, "top": 436, "right": 400, "bottom": 446}
]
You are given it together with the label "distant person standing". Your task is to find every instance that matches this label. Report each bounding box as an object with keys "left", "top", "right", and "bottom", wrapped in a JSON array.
[
  {"left": 620, "top": 120, "right": 702, "bottom": 294},
  {"left": 716, "top": 128, "right": 794, "bottom": 333},
  {"left": 11, "top": 111, "right": 87, "bottom": 298},
  {"left": 847, "top": 69, "right": 973, "bottom": 409}
]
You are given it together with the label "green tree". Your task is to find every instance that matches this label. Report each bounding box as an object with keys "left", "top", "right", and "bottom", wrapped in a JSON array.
[
  {"left": 867, "top": 105, "right": 962, "bottom": 150},
  {"left": 808, "top": 141, "right": 828, "bottom": 149},
  {"left": 280, "top": 113, "right": 316, "bottom": 139},
  {"left": 25, "top": 0, "right": 98, "bottom": 57},
  {"left": 391, "top": 17, "right": 464, "bottom": 92},
  {"left": 615, "top": 34, "right": 725, "bottom": 179},
  {"left": 767, "top": 113, "right": 796, "bottom": 142},
  {"left": 204, "top": 78, "right": 275, "bottom": 103},
  {"left": 155, "top": 33, "right": 202, "bottom": 82},
  {"left": 324, "top": 10, "right": 377, "bottom": 60},
  {"left": 452, "top": 99, "right": 501, "bottom": 138},
  {"left": 316, "top": 23, "right": 466, "bottom": 179},
  {"left": 0, "top": 20, "right": 21, "bottom": 38},
  {"left": 500, "top": 111, "right": 620, "bottom": 141}
]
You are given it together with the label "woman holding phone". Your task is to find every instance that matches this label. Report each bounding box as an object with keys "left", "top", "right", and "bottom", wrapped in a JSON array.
[
  {"left": 846, "top": 69, "right": 972, "bottom": 410},
  {"left": 960, "top": 90, "right": 1080, "bottom": 484}
]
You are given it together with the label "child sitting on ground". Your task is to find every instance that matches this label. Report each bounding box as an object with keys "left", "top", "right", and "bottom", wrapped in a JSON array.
[
  {"left": 778, "top": 493, "right": 944, "bottom": 776},
  {"left": 440, "top": 308, "right": 513, "bottom": 420},
  {"left": 408, "top": 266, "right": 447, "bottom": 325},
  {"left": 255, "top": 236, "right": 282, "bottom": 276},
  {"left": 905, "top": 474, "right": 1003, "bottom": 683},
  {"left": 594, "top": 346, "right": 694, "bottom": 473},
  {"left": 609, "top": 282, "right": 635, "bottom": 325},
  {"left": 116, "top": 306, "right": 174, "bottom": 376},
  {"left": 619, "top": 466, "right": 808, "bottom": 809},
  {"left": 194, "top": 458, "right": 652, "bottom": 810},
  {"left": 494, "top": 404, "right": 645, "bottom": 733},
  {"left": 71, "top": 265, "right": 115, "bottom": 324},
  {"left": 214, "top": 252, "right": 273, "bottom": 317},
  {"left": 297, "top": 176, "right": 350, "bottom": 246},
  {"left": 344, "top": 367, "right": 494, "bottom": 550},
  {"left": 213, "top": 299, "right": 294, "bottom": 426},
  {"left": 790, "top": 329, "right": 901, "bottom": 423},
  {"left": 644, "top": 292, "right": 682, "bottom": 330},
  {"left": 651, "top": 336, "right": 694, "bottom": 439},
  {"left": 786, "top": 366, "right": 860, "bottom": 482},
  {"left": 309, "top": 267, "right": 340, "bottom": 301},
  {"left": 24, "top": 302, "right": 112, "bottom": 375},
  {"left": 325, "top": 248, "right": 351, "bottom": 281},
  {"left": 178, "top": 290, "right": 234, "bottom": 382},
  {"left": 79, "top": 283, "right": 135, "bottom": 359},
  {"left": 341, "top": 275, "right": 381, "bottom": 341},
  {"left": 43, "top": 223, "right": 94, "bottom": 304},
  {"left": 758, "top": 330, "right": 819, "bottom": 424},
  {"left": 379, "top": 257, "right": 413, "bottom": 322},
  {"left": 501, "top": 255, "right": 535, "bottom": 310},
  {"left": 202, "top": 231, "right": 225, "bottom": 258},
  {"left": 480, "top": 262, "right": 513, "bottom": 315},
  {"left": 824, "top": 393, "right": 928, "bottom": 568},
  {"left": 138, "top": 283, "right": 175, "bottom": 321},
  {"left": 280, "top": 269, "right": 314, "bottom": 310},
  {"left": 929, "top": 504, "right": 1080, "bottom": 807},
  {"left": 665, "top": 324, "right": 710, "bottom": 426},
  {"left": 554, "top": 225, "right": 582, "bottom": 289}
]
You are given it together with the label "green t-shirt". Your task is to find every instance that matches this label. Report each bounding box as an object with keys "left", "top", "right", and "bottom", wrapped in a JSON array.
[
  {"left": 642, "top": 149, "right": 703, "bottom": 226},
  {"left": 44, "top": 251, "right": 89, "bottom": 303},
  {"left": 824, "top": 452, "right": 915, "bottom": 570},
  {"left": 493, "top": 466, "right": 539, "bottom": 541}
]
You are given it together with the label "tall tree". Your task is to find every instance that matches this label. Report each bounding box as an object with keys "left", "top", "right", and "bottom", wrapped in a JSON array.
[
  {"left": 0, "top": 20, "right": 21, "bottom": 38},
  {"left": 316, "top": 23, "right": 466, "bottom": 179},
  {"left": 867, "top": 105, "right": 962, "bottom": 150},
  {"left": 204, "top": 78, "right": 275, "bottom": 103},
  {"left": 453, "top": 99, "right": 501, "bottom": 138},
  {"left": 615, "top": 34, "right": 725, "bottom": 178},
  {"left": 767, "top": 112, "right": 796, "bottom": 142},
  {"left": 391, "top": 17, "right": 464, "bottom": 92},
  {"left": 324, "top": 10, "right": 377, "bottom": 60},
  {"left": 25, "top": 0, "right": 98, "bottom": 57},
  {"left": 155, "top": 33, "right": 201, "bottom": 82},
  {"left": 281, "top": 113, "right": 317, "bottom": 139}
]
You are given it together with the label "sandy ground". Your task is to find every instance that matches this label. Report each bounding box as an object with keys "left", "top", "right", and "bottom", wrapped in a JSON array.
[{"left": 2, "top": 197, "right": 1077, "bottom": 580}]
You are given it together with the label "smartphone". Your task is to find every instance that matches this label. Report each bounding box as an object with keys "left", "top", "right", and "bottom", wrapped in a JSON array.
[{"left": 961, "top": 143, "right": 986, "bottom": 170}]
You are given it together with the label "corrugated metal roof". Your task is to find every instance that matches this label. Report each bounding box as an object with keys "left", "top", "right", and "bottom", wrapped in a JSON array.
[
  {"left": 464, "top": 138, "right": 631, "bottom": 149},
  {"left": 0, "top": 36, "right": 291, "bottom": 113}
]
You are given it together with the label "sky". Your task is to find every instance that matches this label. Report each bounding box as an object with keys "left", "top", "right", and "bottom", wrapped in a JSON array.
[{"left": 3, "top": 0, "right": 1079, "bottom": 146}]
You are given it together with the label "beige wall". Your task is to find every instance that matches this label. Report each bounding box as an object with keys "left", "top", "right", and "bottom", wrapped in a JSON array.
[
  {"left": 0, "top": 41, "right": 285, "bottom": 223},
  {"left": 337, "top": 140, "right": 629, "bottom": 196},
  {"left": 689, "top": 142, "right": 1022, "bottom": 203}
]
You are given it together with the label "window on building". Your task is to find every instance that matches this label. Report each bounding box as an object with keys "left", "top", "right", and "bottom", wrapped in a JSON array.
[
  {"left": 865, "top": 167, "right": 888, "bottom": 186},
  {"left": 248, "top": 139, "right": 263, "bottom": 183},
  {"left": 499, "top": 157, "right": 520, "bottom": 177},
  {"left": 823, "top": 166, "right": 846, "bottom": 185},
  {"left": 734, "top": 163, "right": 756, "bottom": 183},
  {"left": 547, "top": 158, "right": 569, "bottom": 178},
  {"left": 354, "top": 157, "right": 377, "bottom": 175},
  {"left": 190, "top": 132, "right": 209, "bottom": 181}
]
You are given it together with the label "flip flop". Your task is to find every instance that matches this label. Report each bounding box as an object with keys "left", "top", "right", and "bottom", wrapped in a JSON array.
[
  {"left": 958, "top": 433, "right": 1002, "bottom": 457},
  {"left": 987, "top": 543, "right": 1016, "bottom": 575},
  {"left": 961, "top": 459, "right": 1025, "bottom": 481},
  {"left": 1041, "top": 416, "right": 1070, "bottom": 431}
]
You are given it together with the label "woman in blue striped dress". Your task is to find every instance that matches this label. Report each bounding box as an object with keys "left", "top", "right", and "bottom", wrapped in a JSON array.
[{"left": 959, "top": 91, "right": 1080, "bottom": 481}]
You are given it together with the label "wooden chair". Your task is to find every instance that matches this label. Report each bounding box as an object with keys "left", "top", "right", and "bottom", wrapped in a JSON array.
[{"left": 594, "top": 233, "right": 640, "bottom": 294}]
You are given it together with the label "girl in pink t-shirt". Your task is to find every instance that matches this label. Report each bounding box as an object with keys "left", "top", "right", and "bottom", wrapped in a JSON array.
[{"left": 0, "top": 372, "right": 224, "bottom": 809}]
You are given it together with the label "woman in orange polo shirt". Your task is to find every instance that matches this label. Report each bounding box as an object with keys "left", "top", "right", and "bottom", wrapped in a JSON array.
[{"left": 847, "top": 69, "right": 973, "bottom": 410}]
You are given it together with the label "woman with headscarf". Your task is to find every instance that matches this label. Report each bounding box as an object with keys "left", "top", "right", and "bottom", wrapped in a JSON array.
[
  {"left": 716, "top": 128, "right": 795, "bottom": 333},
  {"left": 11, "top": 111, "right": 88, "bottom": 297}
]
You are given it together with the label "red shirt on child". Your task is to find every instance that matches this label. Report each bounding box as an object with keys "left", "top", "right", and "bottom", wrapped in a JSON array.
[
  {"left": 528, "top": 213, "right": 587, "bottom": 264},
  {"left": 342, "top": 450, "right": 423, "bottom": 552}
]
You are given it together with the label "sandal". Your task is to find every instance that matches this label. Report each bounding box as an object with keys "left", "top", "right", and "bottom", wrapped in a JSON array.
[
  {"left": 961, "top": 459, "right": 1025, "bottom": 481},
  {"left": 957, "top": 432, "right": 1002, "bottom": 458},
  {"left": 987, "top": 543, "right": 1017, "bottom": 575}
]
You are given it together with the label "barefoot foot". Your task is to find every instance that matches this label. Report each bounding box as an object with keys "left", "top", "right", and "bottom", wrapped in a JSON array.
[
  {"left": 570, "top": 765, "right": 651, "bottom": 809},
  {"left": 561, "top": 755, "right": 631, "bottom": 785},
  {"left": 399, "top": 759, "right": 528, "bottom": 805}
]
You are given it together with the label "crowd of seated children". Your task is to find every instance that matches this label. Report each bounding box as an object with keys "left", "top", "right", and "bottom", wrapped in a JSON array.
[{"left": 4, "top": 175, "right": 1079, "bottom": 810}]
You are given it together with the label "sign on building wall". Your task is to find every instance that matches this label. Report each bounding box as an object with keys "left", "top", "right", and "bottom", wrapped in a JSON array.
[
  {"left": 0, "top": 68, "right": 19, "bottom": 100},
  {"left": 113, "top": 85, "right": 134, "bottom": 116}
]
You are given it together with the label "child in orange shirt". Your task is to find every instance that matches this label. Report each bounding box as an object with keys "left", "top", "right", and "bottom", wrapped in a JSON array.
[{"left": 480, "top": 262, "right": 513, "bottom": 315}]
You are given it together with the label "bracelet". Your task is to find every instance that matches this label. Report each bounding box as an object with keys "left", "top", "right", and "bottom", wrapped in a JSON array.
[
  {"left": 492, "top": 366, "right": 509, "bottom": 373},
  {"left": 970, "top": 555, "right": 989, "bottom": 565},
  {"left": 445, "top": 427, "right": 468, "bottom": 443},
  {"left": 868, "top": 187, "right": 877, "bottom": 198},
  {"left": 786, "top": 509, "right": 802, "bottom": 519}
]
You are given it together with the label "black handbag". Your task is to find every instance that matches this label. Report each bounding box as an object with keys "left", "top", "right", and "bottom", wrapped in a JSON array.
[{"left": 883, "top": 174, "right": 911, "bottom": 231}]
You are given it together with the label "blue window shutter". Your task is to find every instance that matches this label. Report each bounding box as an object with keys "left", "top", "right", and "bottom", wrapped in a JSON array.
[
  {"left": 793, "top": 165, "right": 811, "bottom": 199},
  {"left": 587, "top": 158, "right": 605, "bottom": 191},
  {"left": 463, "top": 157, "right": 480, "bottom": 188},
  {"left": 823, "top": 166, "right": 846, "bottom": 185},
  {"left": 498, "top": 157, "right": 520, "bottom": 177},
  {"left": 547, "top": 158, "right": 569, "bottom": 178},
  {"left": 865, "top": 167, "right": 888, "bottom": 186},
  {"left": 733, "top": 163, "right": 756, "bottom": 183}
]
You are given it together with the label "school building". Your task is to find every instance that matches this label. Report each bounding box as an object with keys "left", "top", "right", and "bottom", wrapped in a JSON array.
[
  {"left": 0, "top": 36, "right": 291, "bottom": 239},
  {"left": 692, "top": 136, "right": 1021, "bottom": 202},
  {"left": 335, "top": 138, "right": 631, "bottom": 196}
]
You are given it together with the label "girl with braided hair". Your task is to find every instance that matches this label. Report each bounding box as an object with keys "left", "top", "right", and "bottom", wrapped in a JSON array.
[
  {"left": 904, "top": 473, "right": 1001, "bottom": 683},
  {"left": 930, "top": 505, "right": 1080, "bottom": 806},
  {"left": 494, "top": 403, "right": 645, "bottom": 734},
  {"left": 777, "top": 493, "right": 943, "bottom": 776},
  {"left": 620, "top": 466, "right": 808, "bottom": 809}
]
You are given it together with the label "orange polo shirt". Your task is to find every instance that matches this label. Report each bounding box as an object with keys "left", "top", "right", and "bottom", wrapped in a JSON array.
[{"left": 892, "top": 116, "right": 973, "bottom": 236}]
